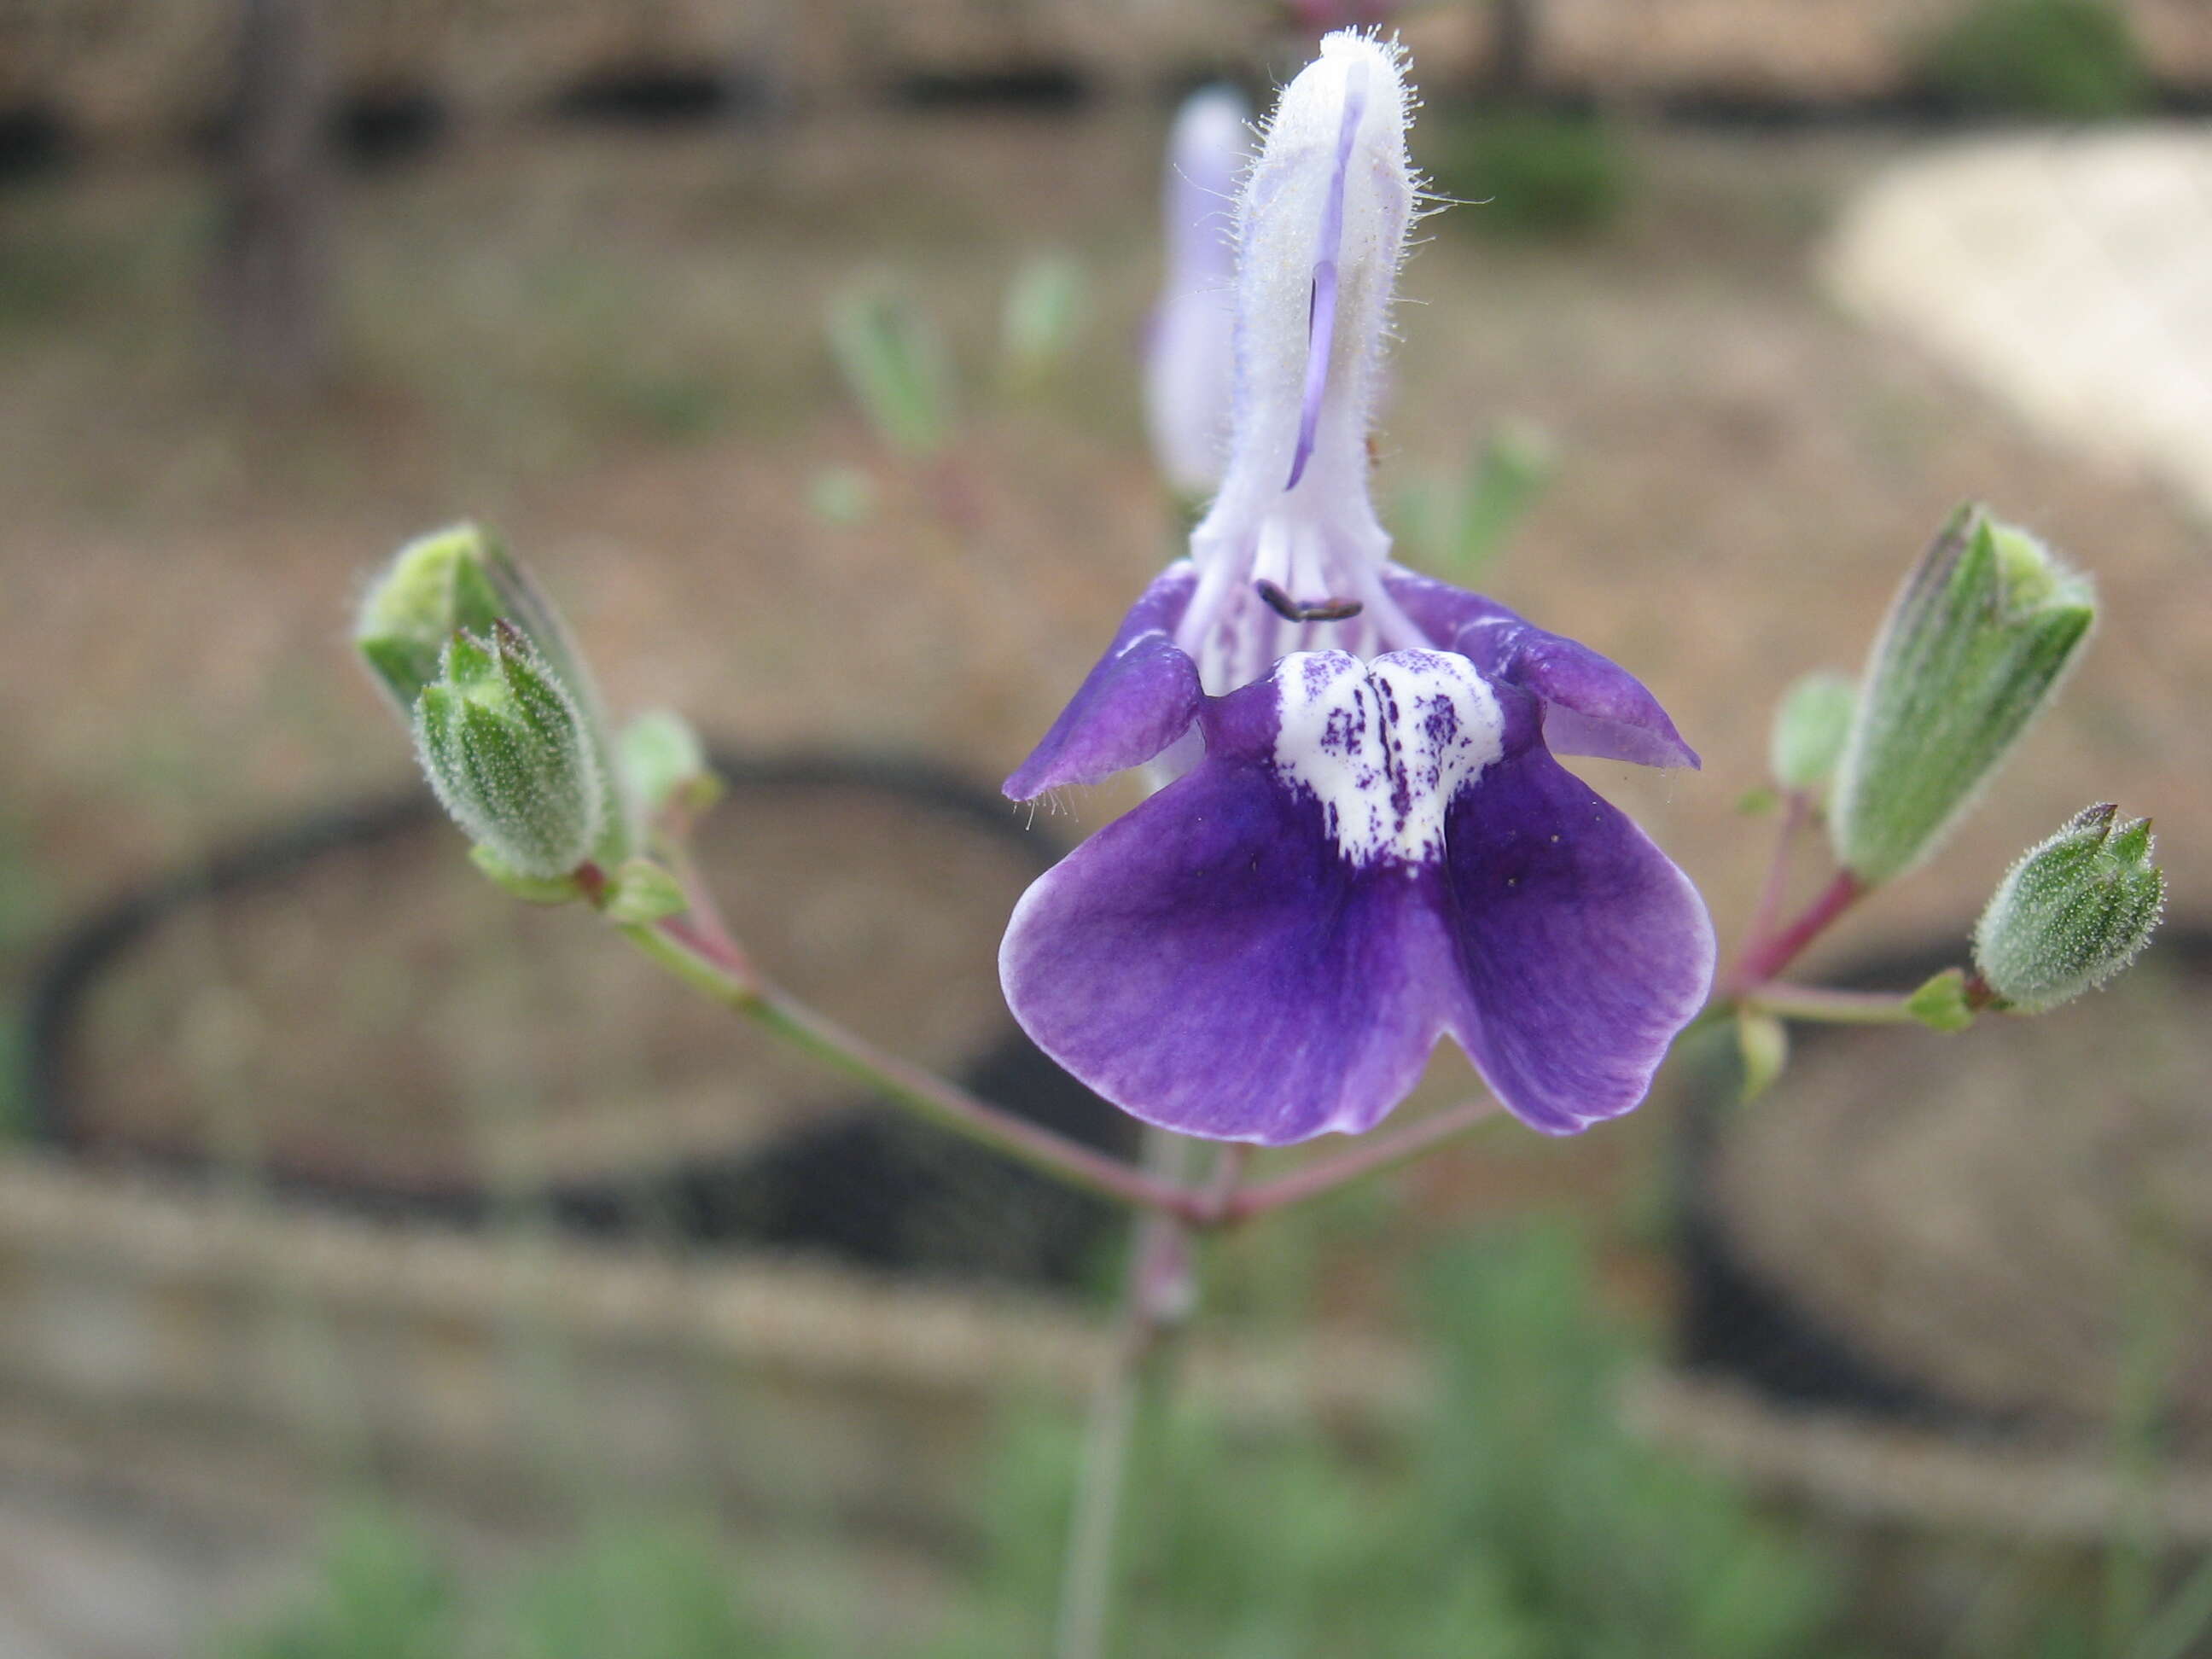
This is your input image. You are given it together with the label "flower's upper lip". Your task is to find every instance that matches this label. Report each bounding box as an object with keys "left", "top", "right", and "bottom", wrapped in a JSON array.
[
  {"left": 1284, "top": 53, "right": 1367, "bottom": 492},
  {"left": 1201, "top": 32, "right": 1415, "bottom": 531}
]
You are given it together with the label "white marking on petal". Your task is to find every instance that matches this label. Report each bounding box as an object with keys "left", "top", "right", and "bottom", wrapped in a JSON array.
[{"left": 1273, "top": 649, "right": 1503, "bottom": 866}]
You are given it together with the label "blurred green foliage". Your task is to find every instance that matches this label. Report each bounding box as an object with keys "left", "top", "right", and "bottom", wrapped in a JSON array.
[
  {"left": 0, "top": 813, "right": 53, "bottom": 1142},
  {"left": 502, "top": 1521, "right": 818, "bottom": 1659},
  {"left": 944, "top": 1223, "right": 1850, "bottom": 1658},
  {"left": 212, "top": 1225, "right": 2212, "bottom": 1658},
  {"left": 1423, "top": 109, "right": 1629, "bottom": 240},
  {"left": 1914, "top": 0, "right": 2151, "bottom": 120},
  {"left": 218, "top": 1506, "right": 460, "bottom": 1659},
  {"left": 1393, "top": 418, "right": 1557, "bottom": 585}
]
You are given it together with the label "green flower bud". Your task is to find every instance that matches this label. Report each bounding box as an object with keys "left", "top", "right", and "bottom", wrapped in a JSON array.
[
  {"left": 1768, "top": 670, "right": 1856, "bottom": 792},
  {"left": 415, "top": 626, "right": 605, "bottom": 879},
  {"left": 1831, "top": 506, "right": 2095, "bottom": 883},
  {"left": 1972, "top": 803, "right": 2165, "bottom": 1012},
  {"left": 355, "top": 522, "right": 589, "bottom": 716}
]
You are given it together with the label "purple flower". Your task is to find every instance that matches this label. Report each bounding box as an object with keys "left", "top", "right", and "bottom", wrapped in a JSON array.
[{"left": 1000, "top": 33, "right": 1714, "bottom": 1145}]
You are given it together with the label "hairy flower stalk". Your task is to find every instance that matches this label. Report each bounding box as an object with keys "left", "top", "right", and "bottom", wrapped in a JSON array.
[{"left": 1000, "top": 32, "right": 1714, "bottom": 1146}]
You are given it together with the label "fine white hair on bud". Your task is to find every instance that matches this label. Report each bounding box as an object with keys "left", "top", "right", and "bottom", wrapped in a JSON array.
[
  {"left": 1216, "top": 29, "right": 1417, "bottom": 519},
  {"left": 415, "top": 626, "right": 606, "bottom": 880},
  {"left": 1972, "top": 804, "right": 2165, "bottom": 1012}
]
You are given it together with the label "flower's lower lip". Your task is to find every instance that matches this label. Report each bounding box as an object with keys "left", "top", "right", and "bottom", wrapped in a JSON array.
[{"left": 1255, "top": 579, "right": 1363, "bottom": 623}]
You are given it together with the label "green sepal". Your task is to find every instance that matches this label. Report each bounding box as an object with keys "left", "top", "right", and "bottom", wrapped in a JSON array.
[
  {"left": 1829, "top": 505, "right": 2096, "bottom": 884},
  {"left": 1971, "top": 803, "right": 2165, "bottom": 1012},
  {"left": 1905, "top": 968, "right": 1977, "bottom": 1033},
  {"left": 1768, "top": 670, "right": 1856, "bottom": 792},
  {"left": 468, "top": 843, "right": 584, "bottom": 905},
  {"left": 602, "top": 859, "right": 690, "bottom": 925},
  {"left": 1736, "top": 1006, "right": 1790, "bottom": 1102}
]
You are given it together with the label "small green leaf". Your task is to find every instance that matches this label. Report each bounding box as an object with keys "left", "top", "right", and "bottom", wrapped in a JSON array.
[
  {"left": 603, "top": 859, "right": 688, "bottom": 925},
  {"left": 1906, "top": 968, "right": 1977, "bottom": 1033},
  {"left": 1736, "top": 1007, "right": 1790, "bottom": 1101}
]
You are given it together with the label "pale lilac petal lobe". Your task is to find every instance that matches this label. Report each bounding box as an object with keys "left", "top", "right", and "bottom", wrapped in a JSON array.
[
  {"left": 1004, "top": 565, "right": 1203, "bottom": 800},
  {"left": 1485, "top": 625, "right": 1699, "bottom": 770},
  {"left": 1000, "top": 713, "right": 1458, "bottom": 1145},
  {"left": 1441, "top": 743, "right": 1714, "bottom": 1133}
]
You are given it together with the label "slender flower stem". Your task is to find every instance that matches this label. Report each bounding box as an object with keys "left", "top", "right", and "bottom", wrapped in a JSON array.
[
  {"left": 1741, "top": 790, "right": 1809, "bottom": 973},
  {"left": 1057, "top": 1132, "right": 1202, "bottom": 1659},
  {"left": 1740, "top": 982, "right": 1924, "bottom": 1025},
  {"left": 1198, "top": 1145, "right": 1249, "bottom": 1225},
  {"left": 1726, "top": 867, "right": 1866, "bottom": 996},
  {"left": 619, "top": 920, "right": 1198, "bottom": 1220},
  {"left": 1228, "top": 1096, "right": 1498, "bottom": 1223}
]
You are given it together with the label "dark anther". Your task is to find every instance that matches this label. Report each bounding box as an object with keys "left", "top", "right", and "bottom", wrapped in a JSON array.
[{"left": 1255, "top": 579, "right": 1364, "bottom": 624}]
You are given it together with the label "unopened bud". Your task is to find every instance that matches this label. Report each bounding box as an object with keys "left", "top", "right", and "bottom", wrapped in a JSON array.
[
  {"left": 1831, "top": 506, "right": 2095, "bottom": 883},
  {"left": 1768, "top": 670, "right": 1856, "bottom": 792},
  {"left": 415, "top": 626, "right": 605, "bottom": 879},
  {"left": 1972, "top": 803, "right": 2165, "bottom": 1012},
  {"left": 355, "top": 523, "right": 589, "bottom": 716}
]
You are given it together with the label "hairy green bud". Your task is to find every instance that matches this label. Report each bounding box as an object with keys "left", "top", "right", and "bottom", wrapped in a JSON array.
[
  {"left": 1831, "top": 506, "right": 2095, "bottom": 883},
  {"left": 355, "top": 523, "right": 590, "bottom": 715},
  {"left": 1973, "top": 803, "right": 2165, "bottom": 1012},
  {"left": 415, "top": 626, "right": 605, "bottom": 880}
]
